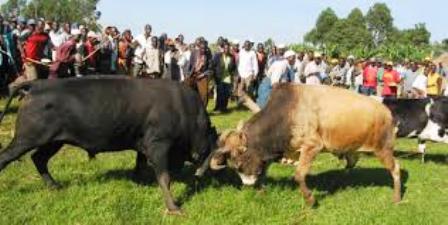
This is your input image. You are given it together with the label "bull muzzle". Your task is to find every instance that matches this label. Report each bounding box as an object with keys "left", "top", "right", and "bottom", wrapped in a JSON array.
[{"left": 238, "top": 173, "right": 258, "bottom": 186}]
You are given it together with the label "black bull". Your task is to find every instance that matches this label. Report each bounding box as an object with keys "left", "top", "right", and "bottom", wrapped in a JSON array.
[
  {"left": 383, "top": 97, "right": 448, "bottom": 162},
  {"left": 0, "top": 76, "right": 217, "bottom": 213}
]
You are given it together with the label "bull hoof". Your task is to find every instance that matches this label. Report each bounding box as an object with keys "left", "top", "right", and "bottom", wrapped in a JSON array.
[
  {"left": 393, "top": 196, "right": 402, "bottom": 204},
  {"left": 165, "top": 208, "right": 184, "bottom": 216},
  {"left": 305, "top": 196, "right": 316, "bottom": 207},
  {"left": 48, "top": 182, "right": 63, "bottom": 190}
]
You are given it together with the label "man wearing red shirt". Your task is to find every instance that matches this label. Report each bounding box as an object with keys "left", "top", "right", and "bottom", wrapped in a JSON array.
[
  {"left": 382, "top": 61, "right": 401, "bottom": 98},
  {"left": 23, "top": 19, "right": 50, "bottom": 80},
  {"left": 361, "top": 59, "right": 378, "bottom": 96}
]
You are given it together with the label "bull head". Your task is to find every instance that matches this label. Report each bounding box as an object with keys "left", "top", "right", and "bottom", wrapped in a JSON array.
[{"left": 209, "top": 129, "right": 248, "bottom": 170}]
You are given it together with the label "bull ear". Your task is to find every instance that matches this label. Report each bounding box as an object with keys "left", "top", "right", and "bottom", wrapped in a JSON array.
[
  {"left": 233, "top": 132, "right": 248, "bottom": 154},
  {"left": 210, "top": 148, "right": 230, "bottom": 170},
  {"left": 218, "top": 129, "right": 234, "bottom": 145},
  {"left": 239, "top": 132, "right": 247, "bottom": 146}
]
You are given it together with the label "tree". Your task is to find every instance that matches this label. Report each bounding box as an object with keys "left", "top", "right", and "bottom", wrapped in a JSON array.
[
  {"left": 0, "top": 0, "right": 27, "bottom": 17},
  {"left": 1, "top": 0, "right": 101, "bottom": 27},
  {"left": 304, "top": 28, "right": 317, "bottom": 45},
  {"left": 386, "top": 23, "right": 430, "bottom": 48},
  {"left": 304, "top": 7, "right": 338, "bottom": 46},
  {"left": 345, "top": 8, "right": 373, "bottom": 49},
  {"left": 366, "top": 3, "right": 394, "bottom": 46},
  {"left": 401, "top": 23, "right": 431, "bottom": 46},
  {"left": 264, "top": 38, "right": 274, "bottom": 49},
  {"left": 346, "top": 8, "right": 365, "bottom": 28}
]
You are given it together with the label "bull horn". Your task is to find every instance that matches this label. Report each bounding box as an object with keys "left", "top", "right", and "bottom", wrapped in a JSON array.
[
  {"left": 195, "top": 153, "right": 213, "bottom": 177},
  {"left": 210, "top": 158, "right": 227, "bottom": 170},
  {"left": 209, "top": 148, "right": 229, "bottom": 170},
  {"left": 241, "top": 93, "right": 261, "bottom": 113}
]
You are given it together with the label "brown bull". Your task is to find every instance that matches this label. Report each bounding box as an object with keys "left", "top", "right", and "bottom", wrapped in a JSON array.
[{"left": 210, "top": 84, "right": 401, "bottom": 206}]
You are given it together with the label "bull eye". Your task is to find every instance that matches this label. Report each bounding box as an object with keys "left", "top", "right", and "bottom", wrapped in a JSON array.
[{"left": 44, "top": 103, "right": 54, "bottom": 110}]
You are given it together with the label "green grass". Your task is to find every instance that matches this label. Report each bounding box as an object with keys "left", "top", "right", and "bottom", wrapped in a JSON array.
[{"left": 0, "top": 101, "right": 447, "bottom": 225}]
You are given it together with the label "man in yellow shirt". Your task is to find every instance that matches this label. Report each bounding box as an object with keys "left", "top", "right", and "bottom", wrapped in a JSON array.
[{"left": 427, "top": 63, "right": 443, "bottom": 97}]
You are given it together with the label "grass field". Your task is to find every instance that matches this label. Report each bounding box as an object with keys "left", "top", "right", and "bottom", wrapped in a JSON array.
[{"left": 0, "top": 101, "right": 447, "bottom": 225}]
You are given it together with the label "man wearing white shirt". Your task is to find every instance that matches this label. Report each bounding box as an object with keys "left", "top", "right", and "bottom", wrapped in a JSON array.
[
  {"left": 293, "top": 52, "right": 305, "bottom": 83},
  {"left": 237, "top": 40, "right": 258, "bottom": 98},
  {"left": 412, "top": 67, "right": 429, "bottom": 98},
  {"left": 256, "top": 50, "right": 296, "bottom": 108},
  {"left": 59, "top": 23, "right": 71, "bottom": 45},
  {"left": 49, "top": 22, "right": 63, "bottom": 61},
  {"left": 304, "top": 52, "right": 325, "bottom": 85},
  {"left": 268, "top": 50, "right": 296, "bottom": 85},
  {"left": 178, "top": 44, "right": 193, "bottom": 81},
  {"left": 131, "top": 24, "right": 152, "bottom": 77}
]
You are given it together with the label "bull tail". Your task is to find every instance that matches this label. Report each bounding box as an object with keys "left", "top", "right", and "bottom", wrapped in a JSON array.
[{"left": 0, "top": 82, "right": 33, "bottom": 126}]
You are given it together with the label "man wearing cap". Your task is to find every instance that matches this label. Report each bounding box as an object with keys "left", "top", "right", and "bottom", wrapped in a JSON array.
[
  {"left": 427, "top": 63, "right": 443, "bottom": 98},
  {"left": 131, "top": 24, "right": 152, "bottom": 77},
  {"left": 304, "top": 52, "right": 325, "bottom": 85},
  {"left": 85, "top": 31, "right": 99, "bottom": 71},
  {"left": 49, "top": 30, "right": 82, "bottom": 79},
  {"left": 267, "top": 44, "right": 286, "bottom": 68},
  {"left": 330, "top": 57, "right": 349, "bottom": 88},
  {"left": 237, "top": 40, "right": 258, "bottom": 98},
  {"left": 381, "top": 61, "right": 401, "bottom": 98},
  {"left": 21, "top": 19, "right": 50, "bottom": 80},
  {"left": 256, "top": 50, "right": 296, "bottom": 108}
]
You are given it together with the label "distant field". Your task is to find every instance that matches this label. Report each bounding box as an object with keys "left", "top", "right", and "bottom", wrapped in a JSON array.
[{"left": 0, "top": 101, "right": 447, "bottom": 225}]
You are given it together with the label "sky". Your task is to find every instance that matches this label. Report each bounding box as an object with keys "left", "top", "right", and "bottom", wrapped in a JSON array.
[
  {"left": 1, "top": 0, "right": 446, "bottom": 43},
  {"left": 95, "top": 0, "right": 446, "bottom": 43}
]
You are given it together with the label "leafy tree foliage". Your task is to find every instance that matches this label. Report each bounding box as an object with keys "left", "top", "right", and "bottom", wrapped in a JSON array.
[
  {"left": 366, "top": 3, "right": 394, "bottom": 46},
  {"left": 1, "top": 0, "right": 100, "bottom": 26},
  {"left": 304, "top": 7, "right": 338, "bottom": 46},
  {"left": 303, "top": 3, "right": 434, "bottom": 61}
]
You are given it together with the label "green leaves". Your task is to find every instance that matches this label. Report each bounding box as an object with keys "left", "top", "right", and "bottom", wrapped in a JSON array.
[
  {"left": 366, "top": 3, "right": 394, "bottom": 46},
  {"left": 302, "top": 3, "right": 434, "bottom": 62},
  {"left": 1, "top": 0, "right": 100, "bottom": 27}
]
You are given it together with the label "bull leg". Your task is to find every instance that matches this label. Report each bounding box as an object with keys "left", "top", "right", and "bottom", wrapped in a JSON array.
[
  {"left": 374, "top": 149, "right": 402, "bottom": 203},
  {"left": 142, "top": 142, "right": 181, "bottom": 214},
  {"left": 345, "top": 153, "right": 360, "bottom": 169},
  {"left": 0, "top": 139, "right": 36, "bottom": 172},
  {"left": 88, "top": 152, "right": 97, "bottom": 160},
  {"left": 418, "top": 139, "right": 426, "bottom": 163},
  {"left": 134, "top": 152, "right": 151, "bottom": 181},
  {"left": 294, "top": 144, "right": 321, "bottom": 207},
  {"left": 31, "top": 142, "right": 63, "bottom": 189}
]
